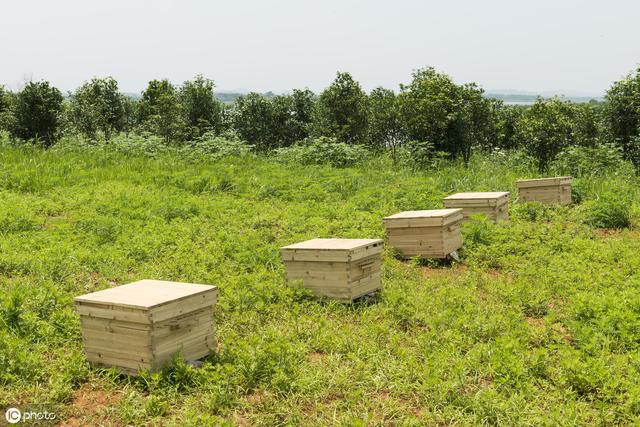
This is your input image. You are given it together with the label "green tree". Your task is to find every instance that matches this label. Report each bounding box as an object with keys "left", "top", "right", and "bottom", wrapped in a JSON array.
[
  {"left": 121, "top": 96, "right": 138, "bottom": 137},
  {"left": 232, "top": 92, "right": 276, "bottom": 151},
  {"left": 179, "top": 75, "right": 223, "bottom": 139},
  {"left": 139, "top": 79, "right": 184, "bottom": 143},
  {"left": 289, "top": 88, "right": 315, "bottom": 142},
  {"left": 368, "top": 87, "right": 405, "bottom": 162},
  {"left": 454, "top": 83, "right": 493, "bottom": 165},
  {"left": 398, "top": 67, "right": 460, "bottom": 155},
  {"left": 0, "top": 86, "right": 15, "bottom": 133},
  {"left": 70, "top": 77, "right": 125, "bottom": 140},
  {"left": 399, "top": 67, "right": 492, "bottom": 165},
  {"left": 488, "top": 102, "right": 524, "bottom": 150},
  {"left": 573, "top": 102, "right": 604, "bottom": 148},
  {"left": 604, "top": 68, "right": 640, "bottom": 171},
  {"left": 515, "top": 98, "right": 575, "bottom": 172},
  {"left": 11, "top": 81, "right": 64, "bottom": 147},
  {"left": 312, "top": 72, "right": 368, "bottom": 145},
  {"left": 232, "top": 92, "right": 310, "bottom": 150},
  {"left": 269, "top": 95, "right": 298, "bottom": 148}
]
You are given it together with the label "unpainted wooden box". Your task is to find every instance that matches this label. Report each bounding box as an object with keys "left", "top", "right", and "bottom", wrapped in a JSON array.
[
  {"left": 75, "top": 279, "right": 218, "bottom": 375},
  {"left": 383, "top": 209, "right": 463, "bottom": 259},
  {"left": 443, "top": 192, "right": 510, "bottom": 222},
  {"left": 280, "top": 238, "right": 383, "bottom": 302},
  {"left": 516, "top": 176, "right": 572, "bottom": 205}
]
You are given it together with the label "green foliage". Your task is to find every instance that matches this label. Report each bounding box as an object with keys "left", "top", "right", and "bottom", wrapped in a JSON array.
[
  {"left": 289, "top": 88, "right": 316, "bottom": 141},
  {"left": 605, "top": 67, "right": 640, "bottom": 171},
  {"left": 398, "top": 140, "right": 447, "bottom": 170},
  {"left": 230, "top": 90, "right": 314, "bottom": 151},
  {"left": 188, "top": 131, "right": 253, "bottom": 160},
  {"left": 275, "top": 136, "right": 369, "bottom": 167},
  {"left": 11, "top": 81, "right": 64, "bottom": 147},
  {"left": 367, "top": 87, "right": 404, "bottom": 161},
  {"left": 138, "top": 79, "right": 184, "bottom": 143},
  {"left": 573, "top": 102, "right": 604, "bottom": 148},
  {"left": 179, "top": 75, "right": 224, "bottom": 139},
  {"left": 233, "top": 93, "right": 287, "bottom": 151},
  {"left": 70, "top": 77, "right": 125, "bottom": 140},
  {"left": 399, "top": 67, "right": 460, "bottom": 152},
  {"left": 0, "top": 86, "right": 15, "bottom": 132},
  {"left": 581, "top": 194, "right": 632, "bottom": 229},
  {"left": 399, "top": 67, "right": 491, "bottom": 165},
  {"left": 2, "top": 145, "right": 640, "bottom": 424},
  {"left": 488, "top": 101, "right": 524, "bottom": 150},
  {"left": 312, "top": 72, "right": 368, "bottom": 145},
  {"left": 515, "top": 97, "right": 575, "bottom": 172},
  {"left": 551, "top": 143, "right": 634, "bottom": 178}
]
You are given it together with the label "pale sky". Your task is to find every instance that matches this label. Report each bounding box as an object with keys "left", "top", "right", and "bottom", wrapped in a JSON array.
[{"left": 1, "top": 0, "right": 639, "bottom": 95}]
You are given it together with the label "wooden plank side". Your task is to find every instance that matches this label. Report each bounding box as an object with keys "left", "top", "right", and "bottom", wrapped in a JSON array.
[
  {"left": 84, "top": 352, "right": 152, "bottom": 372},
  {"left": 84, "top": 346, "right": 153, "bottom": 363},
  {"left": 149, "top": 293, "right": 216, "bottom": 324},
  {"left": 516, "top": 177, "right": 572, "bottom": 188},
  {"left": 75, "top": 303, "right": 151, "bottom": 324},
  {"left": 154, "top": 328, "right": 215, "bottom": 357},
  {"left": 82, "top": 333, "right": 152, "bottom": 352}
]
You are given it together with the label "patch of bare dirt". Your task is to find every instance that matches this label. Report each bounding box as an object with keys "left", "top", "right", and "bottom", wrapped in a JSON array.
[
  {"left": 525, "top": 317, "right": 545, "bottom": 328},
  {"left": 308, "top": 351, "right": 325, "bottom": 365},
  {"left": 59, "top": 384, "right": 122, "bottom": 427}
]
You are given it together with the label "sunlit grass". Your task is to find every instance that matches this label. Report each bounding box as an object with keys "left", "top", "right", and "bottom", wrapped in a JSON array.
[{"left": 1, "top": 144, "right": 640, "bottom": 425}]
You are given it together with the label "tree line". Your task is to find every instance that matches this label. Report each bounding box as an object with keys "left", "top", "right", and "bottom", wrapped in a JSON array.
[{"left": 1, "top": 67, "right": 639, "bottom": 172}]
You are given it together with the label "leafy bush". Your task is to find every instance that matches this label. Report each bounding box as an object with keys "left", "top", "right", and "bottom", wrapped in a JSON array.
[
  {"left": 110, "top": 133, "right": 171, "bottom": 157},
  {"left": 274, "top": 136, "right": 369, "bottom": 167},
  {"left": 551, "top": 144, "right": 634, "bottom": 177},
  {"left": 11, "top": 81, "right": 64, "bottom": 147},
  {"left": 187, "top": 131, "right": 253, "bottom": 160},
  {"left": 398, "top": 140, "right": 448, "bottom": 169},
  {"left": 581, "top": 194, "right": 632, "bottom": 229}
]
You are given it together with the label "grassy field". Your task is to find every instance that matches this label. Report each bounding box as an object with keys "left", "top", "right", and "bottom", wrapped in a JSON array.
[{"left": 2, "top": 145, "right": 640, "bottom": 426}]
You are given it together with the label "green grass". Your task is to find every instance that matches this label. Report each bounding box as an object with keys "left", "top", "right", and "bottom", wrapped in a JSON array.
[{"left": 1, "top": 145, "right": 640, "bottom": 425}]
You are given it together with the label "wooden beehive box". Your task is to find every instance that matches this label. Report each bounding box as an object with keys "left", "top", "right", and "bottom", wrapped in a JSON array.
[
  {"left": 383, "top": 209, "right": 463, "bottom": 259},
  {"left": 443, "top": 192, "right": 510, "bottom": 222},
  {"left": 280, "top": 238, "right": 383, "bottom": 302},
  {"left": 516, "top": 176, "right": 572, "bottom": 205},
  {"left": 74, "top": 279, "right": 218, "bottom": 375}
]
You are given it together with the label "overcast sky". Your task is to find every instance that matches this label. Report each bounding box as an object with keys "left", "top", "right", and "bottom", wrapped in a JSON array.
[{"left": 1, "top": 0, "right": 639, "bottom": 95}]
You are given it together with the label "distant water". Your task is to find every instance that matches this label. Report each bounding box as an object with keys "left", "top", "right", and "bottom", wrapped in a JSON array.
[{"left": 504, "top": 101, "right": 535, "bottom": 105}]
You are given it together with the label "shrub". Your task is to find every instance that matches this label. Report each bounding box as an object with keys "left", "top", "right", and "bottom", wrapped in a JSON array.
[
  {"left": 187, "top": 131, "right": 253, "bottom": 160},
  {"left": 581, "top": 194, "right": 632, "bottom": 229},
  {"left": 70, "top": 77, "right": 125, "bottom": 140},
  {"left": 551, "top": 144, "right": 633, "bottom": 178},
  {"left": 11, "top": 81, "right": 64, "bottom": 147},
  {"left": 274, "top": 136, "right": 369, "bottom": 168},
  {"left": 515, "top": 97, "right": 575, "bottom": 172},
  {"left": 311, "top": 72, "right": 368, "bottom": 145},
  {"left": 110, "top": 133, "right": 170, "bottom": 157},
  {"left": 398, "top": 140, "right": 448, "bottom": 169}
]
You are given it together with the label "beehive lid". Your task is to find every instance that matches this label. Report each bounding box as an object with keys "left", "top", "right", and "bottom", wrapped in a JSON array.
[
  {"left": 75, "top": 280, "right": 217, "bottom": 311},
  {"left": 383, "top": 208, "right": 463, "bottom": 228},
  {"left": 280, "top": 238, "right": 383, "bottom": 262},
  {"left": 516, "top": 176, "right": 572, "bottom": 188},
  {"left": 444, "top": 192, "right": 509, "bottom": 206}
]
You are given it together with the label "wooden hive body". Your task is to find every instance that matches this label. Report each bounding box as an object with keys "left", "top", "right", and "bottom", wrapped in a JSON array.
[
  {"left": 443, "top": 192, "right": 510, "bottom": 222},
  {"left": 75, "top": 280, "right": 218, "bottom": 375},
  {"left": 383, "top": 209, "right": 463, "bottom": 259},
  {"left": 516, "top": 177, "right": 572, "bottom": 205},
  {"left": 280, "top": 238, "right": 383, "bottom": 302}
]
